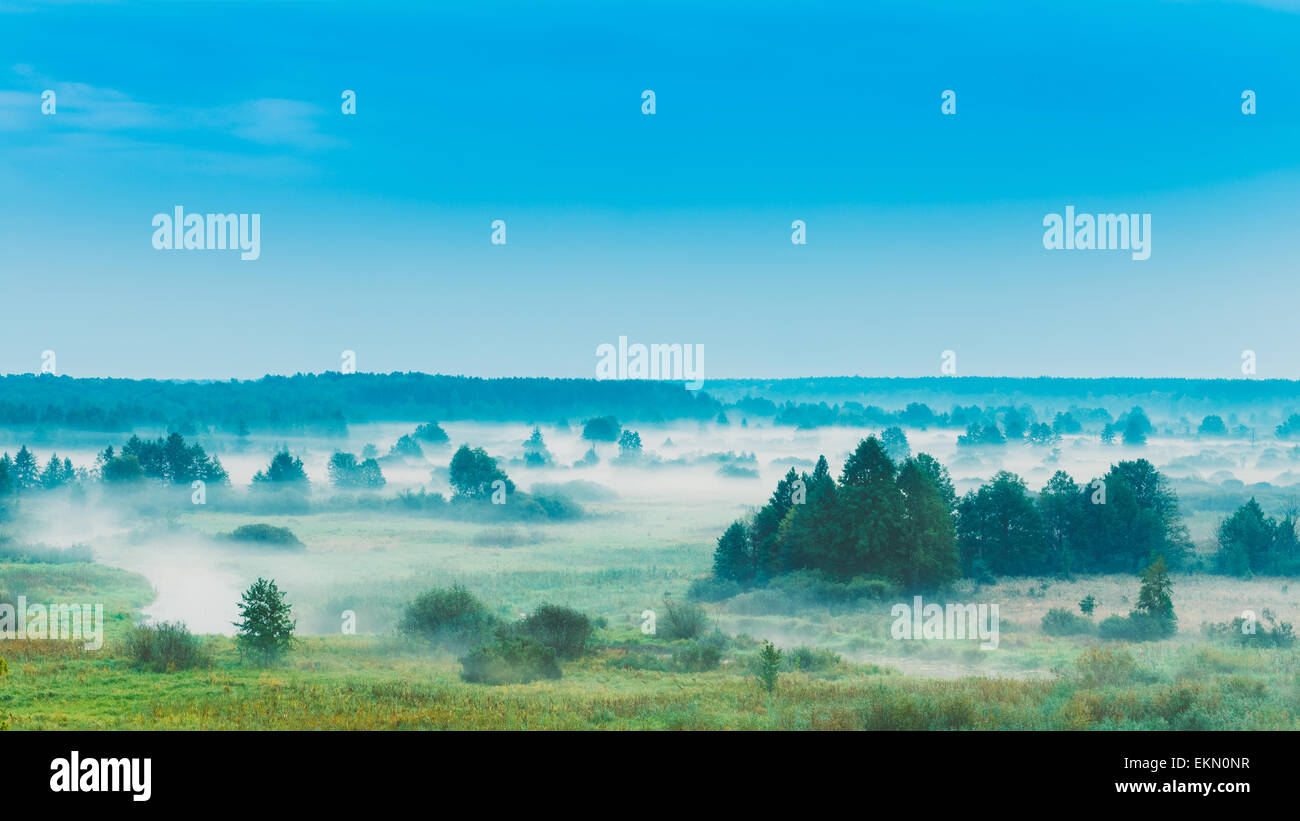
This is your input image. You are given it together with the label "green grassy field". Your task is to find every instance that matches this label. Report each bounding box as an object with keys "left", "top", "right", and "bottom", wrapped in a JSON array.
[{"left": 3, "top": 558, "right": 1298, "bottom": 730}]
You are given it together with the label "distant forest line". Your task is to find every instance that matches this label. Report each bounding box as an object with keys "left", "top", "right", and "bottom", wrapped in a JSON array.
[{"left": 1, "top": 373, "right": 1298, "bottom": 433}]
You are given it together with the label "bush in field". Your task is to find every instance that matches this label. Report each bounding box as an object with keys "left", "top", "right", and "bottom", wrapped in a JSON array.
[
  {"left": 1041, "top": 607, "right": 1095, "bottom": 636},
  {"left": 673, "top": 641, "right": 722, "bottom": 672},
  {"left": 785, "top": 645, "right": 840, "bottom": 672},
  {"left": 233, "top": 578, "right": 296, "bottom": 665},
  {"left": 1099, "top": 611, "right": 1171, "bottom": 642},
  {"left": 1099, "top": 557, "right": 1177, "bottom": 642},
  {"left": 223, "top": 523, "right": 303, "bottom": 548},
  {"left": 1203, "top": 609, "right": 1295, "bottom": 647},
  {"left": 399, "top": 585, "right": 497, "bottom": 650},
  {"left": 769, "top": 570, "right": 899, "bottom": 604},
  {"left": 658, "top": 598, "right": 708, "bottom": 640},
  {"left": 686, "top": 576, "right": 743, "bottom": 602},
  {"left": 460, "top": 635, "right": 561, "bottom": 685},
  {"left": 124, "top": 621, "right": 209, "bottom": 672},
  {"left": 515, "top": 603, "right": 593, "bottom": 659},
  {"left": 1071, "top": 646, "right": 1137, "bottom": 687}
]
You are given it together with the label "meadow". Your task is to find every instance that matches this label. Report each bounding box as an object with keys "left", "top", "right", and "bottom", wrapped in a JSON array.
[{"left": 3, "top": 417, "right": 1299, "bottom": 730}]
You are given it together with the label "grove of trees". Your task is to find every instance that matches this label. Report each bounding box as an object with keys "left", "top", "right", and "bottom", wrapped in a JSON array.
[{"left": 712, "top": 436, "right": 1194, "bottom": 590}]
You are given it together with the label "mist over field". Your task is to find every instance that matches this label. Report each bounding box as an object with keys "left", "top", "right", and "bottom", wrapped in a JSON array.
[
  {"left": 4, "top": 0, "right": 1300, "bottom": 743},
  {"left": 4, "top": 377, "right": 1298, "bottom": 684}
]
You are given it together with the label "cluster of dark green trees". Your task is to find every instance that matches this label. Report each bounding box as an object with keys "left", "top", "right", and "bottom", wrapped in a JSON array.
[
  {"left": 0, "top": 446, "right": 78, "bottom": 496},
  {"left": 326, "top": 452, "right": 386, "bottom": 488},
  {"left": 1214, "top": 498, "right": 1300, "bottom": 576},
  {"left": 713, "top": 436, "right": 1193, "bottom": 590},
  {"left": 97, "top": 433, "right": 228, "bottom": 485}
]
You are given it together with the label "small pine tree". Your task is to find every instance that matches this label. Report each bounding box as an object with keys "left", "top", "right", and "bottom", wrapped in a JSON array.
[
  {"left": 233, "top": 578, "right": 296, "bottom": 664},
  {"left": 1079, "top": 594, "right": 1097, "bottom": 616},
  {"left": 1136, "top": 556, "right": 1176, "bottom": 632},
  {"left": 756, "top": 640, "right": 782, "bottom": 693}
]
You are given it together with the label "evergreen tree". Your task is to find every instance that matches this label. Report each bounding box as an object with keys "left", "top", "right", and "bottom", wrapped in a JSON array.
[
  {"left": 233, "top": 578, "right": 296, "bottom": 664},
  {"left": 1135, "top": 556, "right": 1176, "bottom": 635},
  {"left": 12, "top": 446, "right": 38, "bottom": 490},
  {"left": 523, "top": 427, "right": 552, "bottom": 467},
  {"left": 253, "top": 451, "right": 309, "bottom": 485},
  {"left": 896, "top": 458, "right": 960, "bottom": 588},
  {"left": 713, "top": 521, "right": 752, "bottom": 583},
  {"left": 1215, "top": 498, "right": 1273, "bottom": 576}
]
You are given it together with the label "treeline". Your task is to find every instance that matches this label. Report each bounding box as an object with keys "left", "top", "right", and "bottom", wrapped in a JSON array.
[
  {"left": 712, "top": 375, "right": 1300, "bottom": 406},
  {"left": 0, "top": 373, "right": 721, "bottom": 431},
  {"left": 765, "top": 400, "right": 1263, "bottom": 444},
  {"left": 712, "top": 436, "right": 1193, "bottom": 590}
]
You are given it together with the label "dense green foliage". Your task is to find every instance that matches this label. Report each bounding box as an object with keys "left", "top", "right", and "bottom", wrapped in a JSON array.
[
  {"left": 123, "top": 621, "right": 210, "bottom": 672},
  {"left": 223, "top": 524, "right": 304, "bottom": 548},
  {"left": 1214, "top": 498, "right": 1300, "bottom": 576},
  {"left": 512, "top": 603, "right": 593, "bottom": 659},
  {"left": 233, "top": 578, "right": 296, "bottom": 664},
  {"left": 399, "top": 585, "right": 498, "bottom": 650},
  {"left": 713, "top": 440, "right": 1192, "bottom": 590},
  {"left": 460, "top": 634, "right": 562, "bottom": 685}
]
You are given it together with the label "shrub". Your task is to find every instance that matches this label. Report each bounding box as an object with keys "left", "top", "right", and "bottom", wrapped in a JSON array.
[
  {"left": 123, "top": 621, "right": 209, "bottom": 672},
  {"left": 223, "top": 523, "right": 303, "bottom": 548},
  {"left": 0, "top": 540, "right": 93, "bottom": 564},
  {"left": 460, "top": 635, "right": 561, "bottom": 685},
  {"left": 686, "top": 576, "right": 743, "bottom": 602},
  {"left": 768, "top": 569, "right": 898, "bottom": 604},
  {"left": 515, "top": 603, "right": 593, "bottom": 659},
  {"left": 399, "top": 585, "right": 497, "bottom": 650},
  {"left": 1041, "top": 607, "right": 1095, "bottom": 636},
  {"left": 673, "top": 641, "right": 722, "bottom": 672},
  {"left": 1072, "top": 646, "right": 1136, "bottom": 687},
  {"left": 1203, "top": 609, "right": 1295, "bottom": 647},
  {"left": 658, "top": 598, "right": 708, "bottom": 640},
  {"left": 1099, "top": 611, "right": 1174, "bottom": 642},
  {"left": 785, "top": 645, "right": 840, "bottom": 672}
]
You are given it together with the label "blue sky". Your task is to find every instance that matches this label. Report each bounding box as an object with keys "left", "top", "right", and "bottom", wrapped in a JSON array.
[{"left": 1, "top": 0, "right": 1298, "bottom": 381}]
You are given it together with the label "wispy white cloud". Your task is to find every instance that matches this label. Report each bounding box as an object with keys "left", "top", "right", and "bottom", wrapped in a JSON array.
[{"left": 0, "top": 65, "right": 341, "bottom": 151}]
